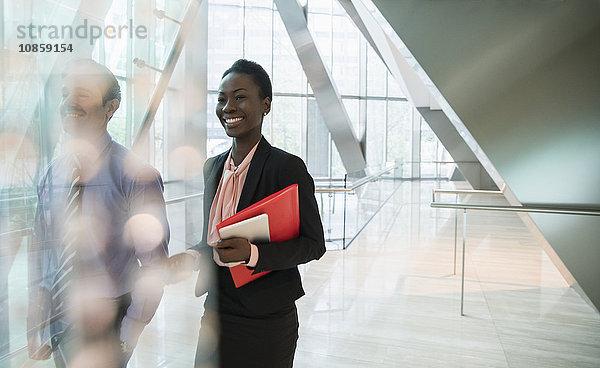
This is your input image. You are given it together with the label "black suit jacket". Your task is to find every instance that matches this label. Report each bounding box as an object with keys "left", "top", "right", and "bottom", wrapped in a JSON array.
[{"left": 192, "top": 137, "right": 326, "bottom": 316}]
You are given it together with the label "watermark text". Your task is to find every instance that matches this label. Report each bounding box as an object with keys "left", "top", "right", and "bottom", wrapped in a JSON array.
[{"left": 16, "top": 19, "right": 147, "bottom": 46}]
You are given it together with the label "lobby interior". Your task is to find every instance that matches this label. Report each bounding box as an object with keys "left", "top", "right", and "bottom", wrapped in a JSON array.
[{"left": 1, "top": 0, "right": 599, "bottom": 367}]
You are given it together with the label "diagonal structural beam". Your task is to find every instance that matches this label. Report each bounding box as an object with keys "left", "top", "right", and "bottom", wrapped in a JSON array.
[
  {"left": 337, "top": 0, "right": 429, "bottom": 107},
  {"left": 339, "top": 0, "right": 497, "bottom": 189},
  {"left": 273, "top": 0, "right": 366, "bottom": 174},
  {"left": 132, "top": 0, "right": 202, "bottom": 156}
]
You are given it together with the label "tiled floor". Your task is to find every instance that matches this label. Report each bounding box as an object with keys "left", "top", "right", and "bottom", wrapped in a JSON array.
[
  {"left": 292, "top": 181, "right": 600, "bottom": 367},
  {"left": 15, "top": 180, "right": 600, "bottom": 367}
]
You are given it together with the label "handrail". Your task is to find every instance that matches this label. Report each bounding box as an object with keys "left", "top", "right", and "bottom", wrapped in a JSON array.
[
  {"left": 0, "top": 193, "right": 205, "bottom": 364},
  {"left": 431, "top": 203, "right": 600, "bottom": 216},
  {"left": 313, "top": 177, "right": 346, "bottom": 182},
  {"left": 315, "top": 165, "right": 395, "bottom": 193},
  {"left": 433, "top": 189, "right": 503, "bottom": 195},
  {"left": 315, "top": 188, "right": 352, "bottom": 193},
  {"left": 0, "top": 345, "right": 27, "bottom": 363},
  {"left": 432, "top": 186, "right": 505, "bottom": 277},
  {"left": 0, "top": 195, "right": 37, "bottom": 204},
  {"left": 348, "top": 165, "right": 395, "bottom": 189},
  {"left": 0, "top": 193, "right": 205, "bottom": 238},
  {"left": 396, "top": 160, "right": 476, "bottom": 164},
  {"left": 432, "top": 161, "right": 480, "bottom": 164},
  {"left": 0, "top": 228, "right": 32, "bottom": 238},
  {"left": 431, "top": 200, "right": 600, "bottom": 316},
  {"left": 432, "top": 183, "right": 507, "bottom": 202},
  {"left": 0, "top": 309, "right": 68, "bottom": 363},
  {"left": 165, "top": 192, "right": 203, "bottom": 205},
  {"left": 432, "top": 188, "right": 503, "bottom": 202}
]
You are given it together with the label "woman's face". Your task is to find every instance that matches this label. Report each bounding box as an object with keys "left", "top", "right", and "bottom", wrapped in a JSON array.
[{"left": 216, "top": 72, "right": 270, "bottom": 140}]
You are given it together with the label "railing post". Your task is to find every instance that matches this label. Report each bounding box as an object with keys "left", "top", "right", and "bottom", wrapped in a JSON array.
[
  {"left": 342, "top": 175, "right": 348, "bottom": 249},
  {"left": 461, "top": 208, "right": 467, "bottom": 316},
  {"left": 343, "top": 191, "right": 347, "bottom": 249},
  {"left": 454, "top": 193, "right": 458, "bottom": 275}
]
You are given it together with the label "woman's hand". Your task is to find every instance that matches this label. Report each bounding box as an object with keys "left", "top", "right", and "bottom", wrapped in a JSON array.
[
  {"left": 28, "top": 340, "right": 52, "bottom": 360},
  {"left": 166, "top": 252, "right": 198, "bottom": 283},
  {"left": 213, "top": 237, "right": 251, "bottom": 264}
]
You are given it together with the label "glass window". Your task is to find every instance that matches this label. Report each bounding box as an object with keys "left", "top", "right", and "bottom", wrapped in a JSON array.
[
  {"left": 332, "top": 0, "right": 346, "bottom": 16},
  {"left": 154, "top": 101, "right": 165, "bottom": 173},
  {"left": 271, "top": 96, "right": 302, "bottom": 157},
  {"left": 330, "top": 142, "right": 345, "bottom": 178},
  {"left": 272, "top": 12, "right": 303, "bottom": 94},
  {"left": 387, "top": 73, "right": 406, "bottom": 98},
  {"left": 308, "top": 12, "right": 332, "bottom": 68},
  {"left": 420, "top": 116, "right": 437, "bottom": 178},
  {"left": 107, "top": 81, "right": 128, "bottom": 145},
  {"left": 308, "top": 0, "right": 331, "bottom": 15},
  {"left": 306, "top": 98, "right": 329, "bottom": 177},
  {"left": 366, "top": 99, "right": 385, "bottom": 167},
  {"left": 342, "top": 98, "right": 360, "bottom": 138},
  {"left": 332, "top": 14, "right": 360, "bottom": 96},
  {"left": 244, "top": 6, "right": 273, "bottom": 73},
  {"left": 104, "top": 0, "right": 128, "bottom": 76},
  {"left": 206, "top": 93, "right": 230, "bottom": 158},
  {"left": 386, "top": 100, "right": 411, "bottom": 164},
  {"left": 366, "top": 45, "right": 386, "bottom": 97},
  {"left": 208, "top": 3, "right": 244, "bottom": 90},
  {"left": 246, "top": 0, "right": 272, "bottom": 7}
]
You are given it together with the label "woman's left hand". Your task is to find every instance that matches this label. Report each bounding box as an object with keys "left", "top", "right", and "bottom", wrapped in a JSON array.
[{"left": 213, "top": 237, "right": 251, "bottom": 264}]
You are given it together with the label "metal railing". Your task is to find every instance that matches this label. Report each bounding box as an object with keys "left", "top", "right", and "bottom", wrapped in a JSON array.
[
  {"left": 165, "top": 192, "right": 203, "bottom": 205},
  {"left": 432, "top": 188, "right": 503, "bottom": 202},
  {"left": 431, "top": 198, "right": 600, "bottom": 316},
  {"left": 316, "top": 165, "right": 397, "bottom": 248},
  {"left": 0, "top": 193, "right": 205, "bottom": 239},
  {"left": 315, "top": 165, "right": 395, "bottom": 193},
  {"left": 431, "top": 187, "right": 505, "bottom": 276},
  {"left": 0, "top": 191, "right": 206, "bottom": 364},
  {"left": 0, "top": 195, "right": 37, "bottom": 203},
  {"left": 0, "top": 309, "right": 69, "bottom": 363}
]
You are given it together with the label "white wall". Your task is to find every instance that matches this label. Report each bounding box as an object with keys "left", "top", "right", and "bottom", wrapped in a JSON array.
[{"left": 373, "top": 0, "right": 600, "bottom": 309}]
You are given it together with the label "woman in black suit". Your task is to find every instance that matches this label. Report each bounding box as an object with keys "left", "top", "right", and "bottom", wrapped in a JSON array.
[{"left": 169, "top": 59, "right": 325, "bottom": 368}]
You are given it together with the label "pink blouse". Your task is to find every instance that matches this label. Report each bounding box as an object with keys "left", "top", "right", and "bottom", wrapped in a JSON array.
[{"left": 206, "top": 141, "right": 260, "bottom": 267}]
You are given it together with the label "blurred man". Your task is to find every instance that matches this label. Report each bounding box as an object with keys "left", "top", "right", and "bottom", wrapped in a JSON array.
[{"left": 27, "top": 59, "right": 169, "bottom": 367}]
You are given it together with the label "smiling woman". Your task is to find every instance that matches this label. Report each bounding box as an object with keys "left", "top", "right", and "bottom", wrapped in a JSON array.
[
  {"left": 216, "top": 66, "right": 271, "bottom": 164},
  {"left": 166, "top": 59, "right": 326, "bottom": 368}
]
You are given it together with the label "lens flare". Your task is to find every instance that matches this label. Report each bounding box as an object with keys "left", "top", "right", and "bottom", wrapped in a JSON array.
[
  {"left": 124, "top": 214, "right": 164, "bottom": 252},
  {"left": 169, "top": 146, "right": 204, "bottom": 180}
]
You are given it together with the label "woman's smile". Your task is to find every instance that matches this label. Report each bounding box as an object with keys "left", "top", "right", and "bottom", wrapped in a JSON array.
[{"left": 224, "top": 116, "right": 244, "bottom": 126}]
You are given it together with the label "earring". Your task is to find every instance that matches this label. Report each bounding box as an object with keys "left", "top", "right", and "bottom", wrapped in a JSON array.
[{"left": 263, "top": 112, "right": 268, "bottom": 116}]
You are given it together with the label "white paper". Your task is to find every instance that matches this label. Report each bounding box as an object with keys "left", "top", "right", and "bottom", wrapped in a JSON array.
[{"left": 218, "top": 213, "right": 270, "bottom": 267}]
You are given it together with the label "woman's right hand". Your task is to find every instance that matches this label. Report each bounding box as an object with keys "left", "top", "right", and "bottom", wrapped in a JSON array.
[
  {"left": 166, "top": 252, "right": 198, "bottom": 284},
  {"left": 27, "top": 340, "right": 52, "bottom": 360}
]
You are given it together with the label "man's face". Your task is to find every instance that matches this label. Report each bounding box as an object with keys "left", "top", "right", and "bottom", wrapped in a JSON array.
[{"left": 60, "top": 73, "right": 113, "bottom": 139}]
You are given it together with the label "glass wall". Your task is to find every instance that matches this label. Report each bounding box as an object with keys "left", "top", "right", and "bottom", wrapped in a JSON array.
[{"left": 1, "top": 0, "right": 195, "bottom": 364}]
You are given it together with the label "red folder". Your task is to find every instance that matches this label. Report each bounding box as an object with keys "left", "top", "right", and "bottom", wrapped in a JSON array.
[{"left": 216, "top": 184, "right": 300, "bottom": 287}]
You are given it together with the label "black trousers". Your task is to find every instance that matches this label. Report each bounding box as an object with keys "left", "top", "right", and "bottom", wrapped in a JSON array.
[
  {"left": 195, "top": 304, "right": 299, "bottom": 368},
  {"left": 51, "top": 293, "right": 131, "bottom": 368}
]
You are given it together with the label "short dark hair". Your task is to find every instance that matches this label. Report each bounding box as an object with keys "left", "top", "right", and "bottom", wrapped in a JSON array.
[
  {"left": 62, "top": 58, "right": 121, "bottom": 105},
  {"left": 222, "top": 59, "right": 272, "bottom": 100}
]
